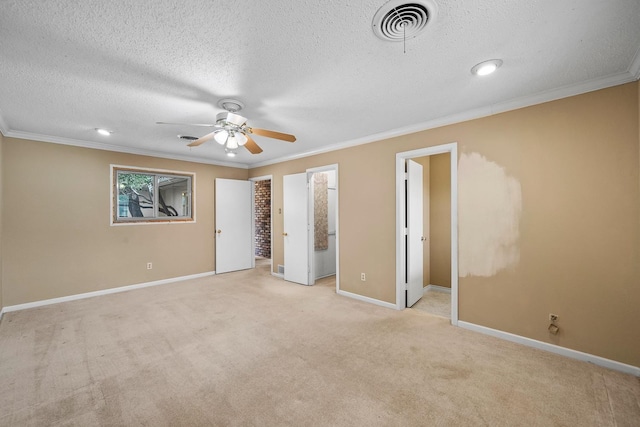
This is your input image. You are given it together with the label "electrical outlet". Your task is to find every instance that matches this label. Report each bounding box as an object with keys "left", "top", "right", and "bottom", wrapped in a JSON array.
[
  {"left": 360, "top": 273, "right": 366, "bottom": 281},
  {"left": 147, "top": 262, "right": 153, "bottom": 270},
  {"left": 549, "top": 313, "right": 558, "bottom": 323}
]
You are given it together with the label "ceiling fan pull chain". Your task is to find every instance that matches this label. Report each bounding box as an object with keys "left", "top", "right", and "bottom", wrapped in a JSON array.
[{"left": 403, "top": 23, "right": 406, "bottom": 54}]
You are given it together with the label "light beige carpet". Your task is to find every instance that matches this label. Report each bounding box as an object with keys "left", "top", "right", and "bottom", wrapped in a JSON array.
[
  {"left": 1, "top": 264, "right": 639, "bottom": 426},
  {"left": 411, "top": 288, "right": 451, "bottom": 318}
]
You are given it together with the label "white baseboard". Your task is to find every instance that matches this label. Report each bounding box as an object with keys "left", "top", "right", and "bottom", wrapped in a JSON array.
[
  {"left": 424, "top": 284, "right": 452, "bottom": 294},
  {"left": 337, "top": 289, "right": 397, "bottom": 310},
  {"left": 458, "top": 321, "right": 640, "bottom": 377},
  {"left": 271, "top": 272, "right": 284, "bottom": 279},
  {"left": 1, "top": 271, "right": 216, "bottom": 314}
]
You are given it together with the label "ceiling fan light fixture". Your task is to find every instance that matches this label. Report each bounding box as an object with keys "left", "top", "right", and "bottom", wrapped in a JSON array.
[
  {"left": 226, "top": 134, "right": 239, "bottom": 150},
  {"left": 471, "top": 59, "right": 503, "bottom": 76},
  {"left": 225, "top": 148, "right": 237, "bottom": 157},
  {"left": 235, "top": 132, "right": 248, "bottom": 146},
  {"left": 214, "top": 130, "right": 229, "bottom": 145}
]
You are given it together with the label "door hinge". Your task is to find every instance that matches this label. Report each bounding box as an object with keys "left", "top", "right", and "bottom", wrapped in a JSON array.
[
  {"left": 404, "top": 172, "right": 408, "bottom": 180},
  {"left": 404, "top": 228, "right": 408, "bottom": 236}
]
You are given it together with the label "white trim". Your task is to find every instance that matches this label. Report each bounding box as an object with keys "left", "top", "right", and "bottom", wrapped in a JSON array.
[
  {"left": 1, "top": 72, "right": 636, "bottom": 170},
  {"left": 307, "top": 171, "right": 315, "bottom": 286},
  {"left": 1, "top": 271, "right": 215, "bottom": 314},
  {"left": 3, "top": 130, "right": 248, "bottom": 169},
  {"left": 489, "top": 72, "right": 637, "bottom": 117},
  {"left": 396, "top": 143, "right": 458, "bottom": 326},
  {"left": 458, "top": 321, "right": 640, "bottom": 377},
  {"left": 424, "top": 284, "right": 452, "bottom": 294},
  {"left": 249, "top": 174, "right": 273, "bottom": 182},
  {"left": 0, "top": 307, "right": 6, "bottom": 322},
  {"left": 337, "top": 289, "right": 397, "bottom": 310},
  {"left": 271, "top": 272, "right": 284, "bottom": 279},
  {"left": 248, "top": 73, "right": 636, "bottom": 169}
]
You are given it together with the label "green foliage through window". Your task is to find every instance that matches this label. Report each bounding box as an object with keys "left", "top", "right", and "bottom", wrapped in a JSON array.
[{"left": 112, "top": 166, "right": 194, "bottom": 224}]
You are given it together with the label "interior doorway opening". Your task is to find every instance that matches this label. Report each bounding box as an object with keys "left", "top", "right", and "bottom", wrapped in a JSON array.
[
  {"left": 396, "top": 143, "right": 458, "bottom": 325},
  {"left": 408, "top": 153, "right": 452, "bottom": 318},
  {"left": 282, "top": 165, "right": 339, "bottom": 291},
  {"left": 251, "top": 176, "right": 273, "bottom": 273},
  {"left": 311, "top": 170, "right": 337, "bottom": 280}
]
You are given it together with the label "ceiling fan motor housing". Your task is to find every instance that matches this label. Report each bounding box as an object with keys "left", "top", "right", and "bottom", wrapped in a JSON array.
[{"left": 216, "top": 111, "right": 247, "bottom": 127}]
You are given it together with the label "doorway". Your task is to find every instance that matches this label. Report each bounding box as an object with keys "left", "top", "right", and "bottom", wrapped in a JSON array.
[
  {"left": 410, "top": 153, "right": 452, "bottom": 318},
  {"left": 308, "top": 165, "right": 339, "bottom": 288},
  {"left": 251, "top": 175, "right": 273, "bottom": 273},
  {"left": 310, "top": 169, "right": 337, "bottom": 282},
  {"left": 396, "top": 143, "right": 458, "bottom": 325},
  {"left": 282, "top": 165, "right": 339, "bottom": 290}
]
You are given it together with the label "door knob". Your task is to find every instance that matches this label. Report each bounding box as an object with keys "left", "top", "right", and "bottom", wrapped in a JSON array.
[
  {"left": 283, "top": 232, "right": 288, "bottom": 236},
  {"left": 216, "top": 229, "right": 222, "bottom": 234},
  {"left": 421, "top": 236, "right": 427, "bottom": 241}
]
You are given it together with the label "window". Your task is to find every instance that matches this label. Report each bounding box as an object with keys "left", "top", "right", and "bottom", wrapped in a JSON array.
[{"left": 111, "top": 165, "right": 195, "bottom": 224}]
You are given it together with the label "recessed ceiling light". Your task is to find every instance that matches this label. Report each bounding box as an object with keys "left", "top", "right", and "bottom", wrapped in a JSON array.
[
  {"left": 471, "top": 59, "right": 503, "bottom": 76},
  {"left": 95, "top": 128, "right": 112, "bottom": 136}
]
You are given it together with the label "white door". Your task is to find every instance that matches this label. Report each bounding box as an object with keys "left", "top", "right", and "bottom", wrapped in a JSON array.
[
  {"left": 283, "top": 173, "right": 309, "bottom": 285},
  {"left": 406, "top": 160, "right": 424, "bottom": 307},
  {"left": 215, "top": 178, "right": 253, "bottom": 274}
]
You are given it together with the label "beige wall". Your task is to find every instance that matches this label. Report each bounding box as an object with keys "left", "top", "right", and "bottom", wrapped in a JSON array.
[
  {"left": 2, "top": 138, "right": 247, "bottom": 306},
  {"left": 252, "top": 82, "right": 640, "bottom": 366},
  {"left": 1, "top": 82, "right": 638, "bottom": 367},
  {"left": 429, "top": 153, "right": 451, "bottom": 287}
]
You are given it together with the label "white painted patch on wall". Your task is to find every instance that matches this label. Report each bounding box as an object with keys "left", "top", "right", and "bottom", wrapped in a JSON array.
[{"left": 458, "top": 152, "right": 522, "bottom": 277}]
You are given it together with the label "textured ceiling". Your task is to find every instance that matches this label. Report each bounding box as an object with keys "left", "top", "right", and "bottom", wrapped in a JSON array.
[{"left": 1, "top": 0, "right": 639, "bottom": 167}]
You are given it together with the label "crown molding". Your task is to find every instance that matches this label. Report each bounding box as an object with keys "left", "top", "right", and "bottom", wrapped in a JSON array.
[
  {"left": 3, "top": 129, "right": 248, "bottom": 169},
  {"left": 2, "top": 70, "right": 637, "bottom": 171},
  {"left": 250, "top": 71, "right": 638, "bottom": 168}
]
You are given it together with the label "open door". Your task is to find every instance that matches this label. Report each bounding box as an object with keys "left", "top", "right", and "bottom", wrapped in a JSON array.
[
  {"left": 215, "top": 178, "right": 253, "bottom": 274},
  {"left": 406, "top": 160, "right": 424, "bottom": 306},
  {"left": 283, "top": 172, "right": 310, "bottom": 285}
]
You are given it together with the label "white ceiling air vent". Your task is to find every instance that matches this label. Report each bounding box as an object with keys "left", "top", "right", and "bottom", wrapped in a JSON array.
[
  {"left": 218, "top": 98, "right": 244, "bottom": 113},
  {"left": 372, "top": 0, "right": 438, "bottom": 42}
]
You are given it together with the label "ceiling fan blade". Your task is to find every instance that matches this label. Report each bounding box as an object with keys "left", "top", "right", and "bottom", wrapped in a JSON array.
[
  {"left": 248, "top": 127, "right": 296, "bottom": 142},
  {"left": 156, "top": 121, "right": 216, "bottom": 127},
  {"left": 244, "top": 134, "right": 263, "bottom": 154},
  {"left": 188, "top": 131, "right": 217, "bottom": 147}
]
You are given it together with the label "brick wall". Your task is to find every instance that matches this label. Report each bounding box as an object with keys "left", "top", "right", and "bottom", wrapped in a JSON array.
[{"left": 254, "top": 180, "right": 271, "bottom": 258}]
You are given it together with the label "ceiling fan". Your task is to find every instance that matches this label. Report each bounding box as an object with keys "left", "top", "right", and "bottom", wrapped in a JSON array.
[{"left": 157, "top": 99, "right": 296, "bottom": 156}]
